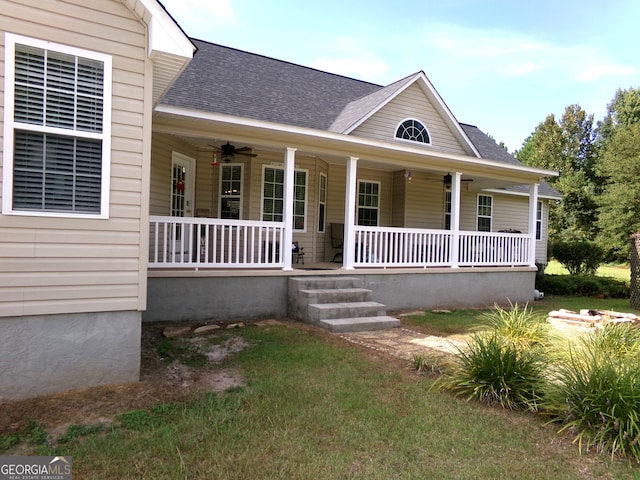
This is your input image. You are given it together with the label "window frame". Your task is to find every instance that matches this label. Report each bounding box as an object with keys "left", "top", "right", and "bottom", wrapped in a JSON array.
[
  {"left": 394, "top": 118, "right": 431, "bottom": 146},
  {"left": 260, "top": 165, "right": 308, "bottom": 232},
  {"left": 218, "top": 163, "right": 244, "bottom": 219},
  {"left": 476, "top": 194, "right": 492, "bottom": 232},
  {"left": 444, "top": 190, "right": 452, "bottom": 230},
  {"left": 2, "top": 33, "right": 112, "bottom": 218},
  {"left": 536, "top": 201, "right": 543, "bottom": 240},
  {"left": 317, "top": 172, "right": 327, "bottom": 233},
  {"left": 357, "top": 180, "right": 380, "bottom": 227}
]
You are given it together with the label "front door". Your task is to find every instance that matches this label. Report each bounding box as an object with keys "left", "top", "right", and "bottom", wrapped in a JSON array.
[{"left": 170, "top": 152, "right": 195, "bottom": 261}]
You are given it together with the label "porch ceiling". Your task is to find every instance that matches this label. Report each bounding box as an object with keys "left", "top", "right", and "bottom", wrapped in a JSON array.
[{"left": 153, "top": 108, "right": 556, "bottom": 186}]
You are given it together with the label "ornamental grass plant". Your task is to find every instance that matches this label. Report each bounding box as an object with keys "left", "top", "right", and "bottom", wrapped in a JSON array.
[
  {"left": 434, "top": 303, "right": 550, "bottom": 412},
  {"left": 544, "top": 323, "right": 640, "bottom": 461}
]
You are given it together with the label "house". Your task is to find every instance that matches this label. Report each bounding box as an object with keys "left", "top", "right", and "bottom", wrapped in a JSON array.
[{"left": 0, "top": 0, "right": 559, "bottom": 399}]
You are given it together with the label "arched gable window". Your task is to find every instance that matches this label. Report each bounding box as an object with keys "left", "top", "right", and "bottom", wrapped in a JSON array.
[{"left": 395, "top": 119, "right": 431, "bottom": 145}]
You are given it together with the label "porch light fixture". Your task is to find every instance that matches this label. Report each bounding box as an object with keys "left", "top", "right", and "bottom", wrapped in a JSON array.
[
  {"left": 404, "top": 170, "right": 412, "bottom": 183},
  {"left": 443, "top": 173, "right": 452, "bottom": 188}
]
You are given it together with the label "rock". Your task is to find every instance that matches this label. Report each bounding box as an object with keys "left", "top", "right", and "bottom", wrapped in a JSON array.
[
  {"left": 225, "top": 322, "right": 245, "bottom": 329},
  {"left": 163, "top": 326, "right": 192, "bottom": 338},
  {"left": 194, "top": 324, "right": 221, "bottom": 334}
]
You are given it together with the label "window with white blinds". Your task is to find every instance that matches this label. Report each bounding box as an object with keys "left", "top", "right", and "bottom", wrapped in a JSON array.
[
  {"left": 261, "top": 166, "right": 307, "bottom": 231},
  {"left": 3, "top": 34, "right": 112, "bottom": 217}
]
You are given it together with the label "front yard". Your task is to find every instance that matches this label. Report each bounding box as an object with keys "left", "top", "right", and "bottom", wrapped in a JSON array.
[{"left": 1, "top": 296, "right": 639, "bottom": 479}]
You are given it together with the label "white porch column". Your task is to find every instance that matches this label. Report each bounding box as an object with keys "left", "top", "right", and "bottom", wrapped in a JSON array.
[
  {"left": 342, "top": 156, "right": 358, "bottom": 270},
  {"left": 528, "top": 182, "right": 539, "bottom": 267},
  {"left": 450, "top": 172, "right": 462, "bottom": 268},
  {"left": 282, "top": 147, "right": 297, "bottom": 271}
]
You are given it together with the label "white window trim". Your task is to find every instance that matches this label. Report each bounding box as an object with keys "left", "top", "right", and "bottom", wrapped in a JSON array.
[
  {"left": 476, "top": 194, "right": 493, "bottom": 232},
  {"left": 317, "top": 172, "right": 327, "bottom": 233},
  {"left": 218, "top": 163, "right": 244, "bottom": 219},
  {"left": 536, "top": 201, "right": 543, "bottom": 241},
  {"left": 2, "top": 33, "right": 112, "bottom": 218},
  {"left": 394, "top": 117, "right": 432, "bottom": 146},
  {"left": 357, "top": 179, "right": 381, "bottom": 226},
  {"left": 444, "top": 190, "right": 452, "bottom": 230},
  {"left": 260, "top": 164, "right": 308, "bottom": 232}
]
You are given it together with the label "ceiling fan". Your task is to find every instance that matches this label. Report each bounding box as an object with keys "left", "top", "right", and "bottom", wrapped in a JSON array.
[{"left": 210, "top": 142, "right": 258, "bottom": 162}]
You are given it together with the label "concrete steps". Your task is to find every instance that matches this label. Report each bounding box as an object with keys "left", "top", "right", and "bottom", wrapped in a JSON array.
[{"left": 288, "top": 276, "right": 399, "bottom": 333}]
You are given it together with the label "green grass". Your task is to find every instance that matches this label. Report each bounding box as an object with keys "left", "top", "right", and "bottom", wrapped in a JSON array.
[
  {"left": 404, "top": 296, "right": 636, "bottom": 337},
  {"left": 5, "top": 324, "right": 639, "bottom": 479},
  {"left": 546, "top": 260, "right": 631, "bottom": 284}
]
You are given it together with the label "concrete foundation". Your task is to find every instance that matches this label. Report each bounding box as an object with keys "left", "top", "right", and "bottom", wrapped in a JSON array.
[
  {"left": 145, "top": 276, "right": 289, "bottom": 322},
  {"left": 145, "top": 267, "right": 536, "bottom": 323},
  {"left": 0, "top": 311, "right": 141, "bottom": 400}
]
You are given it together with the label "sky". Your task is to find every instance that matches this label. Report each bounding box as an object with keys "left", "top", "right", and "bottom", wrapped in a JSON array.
[{"left": 159, "top": 0, "right": 640, "bottom": 152}]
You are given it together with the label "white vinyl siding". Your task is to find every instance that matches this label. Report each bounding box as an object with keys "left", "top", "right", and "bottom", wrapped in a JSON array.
[
  {"left": 351, "top": 84, "right": 472, "bottom": 156},
  {"left": 3, "top": 33, "right": 112, "bottom": 217}
]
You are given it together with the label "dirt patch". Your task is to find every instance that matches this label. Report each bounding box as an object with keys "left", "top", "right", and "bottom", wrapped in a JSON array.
[{"left": 0, "top": 324, "right": 251, "bottom": 438}]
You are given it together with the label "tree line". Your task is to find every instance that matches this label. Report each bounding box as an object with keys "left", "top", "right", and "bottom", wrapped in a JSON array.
[{"left": 515, "top": 87, "right": 640, "bottom": 264}]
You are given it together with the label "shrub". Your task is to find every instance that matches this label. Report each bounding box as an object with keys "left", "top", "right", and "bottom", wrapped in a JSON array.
[
  {"left": 434, "top": 332, "right": 547, "bottom": 411},
  {"left": 483, "top": 302, "right": 550, "bottom": 350},
  {"left": 544, "top": 323, "right": 640, "bottom": 461},
  {"left": 538, "top": 274, "right": 629, "bottom": 298},
  {"left": 550, "top": 240, "right": 603, "bottom": 275}
]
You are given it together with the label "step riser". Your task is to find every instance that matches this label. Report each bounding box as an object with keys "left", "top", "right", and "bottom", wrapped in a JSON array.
[
  {"left": 308, "top": 303, "right": 387, "bottom": 321},
  {"left": 289, "top": 276, "right": 362, "bottom": 291},
  {"left": 299, "top": 289, "right": 372, "bottom": 304}
]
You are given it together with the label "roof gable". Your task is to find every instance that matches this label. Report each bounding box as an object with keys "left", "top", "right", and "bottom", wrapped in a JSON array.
[{"left": 330, "top": 72, "right": 480, "bottom": 157}]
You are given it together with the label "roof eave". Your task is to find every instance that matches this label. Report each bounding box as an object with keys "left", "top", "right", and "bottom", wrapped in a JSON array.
[
  {"left": 123, "top": 0, "right": 196, "bottom": 104},
  {"left": 154, "top": 104, "right": 559, "bottom": 181}
]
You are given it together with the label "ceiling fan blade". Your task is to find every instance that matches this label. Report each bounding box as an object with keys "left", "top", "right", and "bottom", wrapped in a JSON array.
[{"left": 235, "top": 152, "right": 258, "bottom": 157}]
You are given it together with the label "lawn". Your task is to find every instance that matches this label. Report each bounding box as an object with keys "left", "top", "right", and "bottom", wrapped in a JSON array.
[
  {"left": 545, "top": 259, "right": 631, "bottom": 283},
  {"left": 5, "top": 312, "right": 639, "bottom": 479}
]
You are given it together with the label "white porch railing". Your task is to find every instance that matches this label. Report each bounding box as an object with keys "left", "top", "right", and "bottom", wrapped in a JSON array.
[
  {"left": 149, "top": 216, "right": 285, "bottom": 268},
  {"left": 458, "top": 231, "right": 531, "bottom": 266},
  {"left": 148, "top": 217, "right": 532, "bottom": 269},
  {"left": 353, "top": 226, "right": 531, "bottom": 267},
  {"left": 354, "top": 226, "right": 453, "bottom": 267}
]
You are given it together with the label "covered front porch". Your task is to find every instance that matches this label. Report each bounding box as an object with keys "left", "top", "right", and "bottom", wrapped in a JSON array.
[{"left": 148, "top": 217, "right": 534, "bottom": 270}]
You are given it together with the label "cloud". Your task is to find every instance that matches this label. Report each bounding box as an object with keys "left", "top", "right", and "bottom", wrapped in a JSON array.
[
  {"left": 419, "top": 24, "right": 637, "bottom": 87},
  {"left": 310, "top": 38, "right": 389, "bottom": 81},
  {"left": 576, "top": 64, "right": 637, "bottom": 82}
]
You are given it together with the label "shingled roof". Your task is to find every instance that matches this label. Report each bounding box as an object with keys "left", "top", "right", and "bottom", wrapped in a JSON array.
[
  {"left": 161, "top": 39, "right": 381, "bottom": 130},
  {"left": 160, "top": 38, "right": 559, "bottom": 196}
]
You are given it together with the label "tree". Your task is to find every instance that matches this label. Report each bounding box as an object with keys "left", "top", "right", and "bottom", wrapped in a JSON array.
[
  {"left": 596, "top": 123, "right": 640, "bottom": 261},
  {"left": 517, "top": 105, "right": 597, "bottom": 241},
  {"left": 595, "top": 87, "right": 640, "bottom": 261}
]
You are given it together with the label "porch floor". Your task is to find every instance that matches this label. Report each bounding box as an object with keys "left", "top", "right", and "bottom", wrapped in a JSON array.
[{"left": 147, "top": 263, "right": 536, "bottom": 278}]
